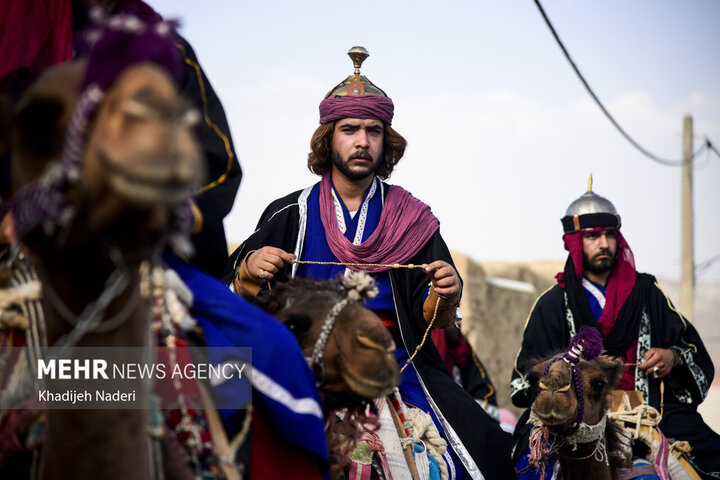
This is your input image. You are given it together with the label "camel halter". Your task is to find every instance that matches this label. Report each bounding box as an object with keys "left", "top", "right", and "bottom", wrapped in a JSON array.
[
  {"left": 541, "top": 325, "right": 603, "bottom": 428},
  {"left": 292, "top": 260, "right": 450, "bottom": 374},
  {"left": 6, "top": 10, "right": 195, "bottom": 254},
  {"left": 309, "top": 270, "right": 378, "bottom": 371},
  {"left": 528, "top": 411, "right": 609, "bottom": 466},
  {"left": 527, "top": 327, "right": 607, "bottom": 478}
]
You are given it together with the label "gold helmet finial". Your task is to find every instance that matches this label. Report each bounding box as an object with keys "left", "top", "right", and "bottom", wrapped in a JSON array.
[
  {"left": 588, "top": 173, "right": 593, "bottom": 192},
  {"left": 324, "top": 46, "right": 388, "bottom": 98},
  {"left": 348, "top": 46, "right": 369, "bottom": 75}
]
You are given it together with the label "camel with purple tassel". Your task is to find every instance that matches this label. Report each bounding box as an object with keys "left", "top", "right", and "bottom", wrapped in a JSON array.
[
  {"left": 0, "top": 9, "right": 207, "bottom": 480},
  {"left": 523, "top": 326, "right": 635, "bottom": 480}
]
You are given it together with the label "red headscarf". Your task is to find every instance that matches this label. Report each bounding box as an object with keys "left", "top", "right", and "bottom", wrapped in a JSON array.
[
  {"left": 556, "top": 228, "right": 638, "bottom": 389},
  {"left": 558, "top": 228, "right": 636, "bottom": 336},
  {"left": 0, "top": 0, "right": 73, "bottom": 84}
]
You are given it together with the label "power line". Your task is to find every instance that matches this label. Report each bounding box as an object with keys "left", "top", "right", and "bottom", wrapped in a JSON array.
[
  {"left": 532, "top": 0, "right": 710, "bottom": 167},
  {"left": 706, "top": 138, "right": 720, "bottom": 160},
  {"left": 696, "top": 254, "right": 720, "bottom": 279}
]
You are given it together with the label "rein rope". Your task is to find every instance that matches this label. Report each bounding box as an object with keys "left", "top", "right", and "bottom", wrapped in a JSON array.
[
  {"left": 541, "top": 326, "right": 603, "bottom": 428},
  {"left": 296, "top": 260, "right": 442, "bottom": 376},
  {"left": 41, "top": 248, "right": 142, "bottom": 335},
  {"left": 542, "top": 356, "right": 586, "bottom": 428},
  {"left": 295, "top": 260, "right": 428, "bottom": 270}
]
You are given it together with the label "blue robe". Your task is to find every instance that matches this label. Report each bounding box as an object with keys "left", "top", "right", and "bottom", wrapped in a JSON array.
[{"left": 297, "top": 182, "right": 477, "bottom": 479}]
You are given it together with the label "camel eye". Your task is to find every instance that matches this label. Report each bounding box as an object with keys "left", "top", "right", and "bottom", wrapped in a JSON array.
[
  {"left": 526, "top": 370, "right": 541, "bottom": 389},
  {"left": 590, "top": 379, "right": 607, "bottom": 394},
  {"left": 283, "top": 313, "right": 311, "bottom": 335}
]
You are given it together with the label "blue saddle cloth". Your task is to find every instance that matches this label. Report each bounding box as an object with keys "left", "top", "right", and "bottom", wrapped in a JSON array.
[
  {"left": 165, "top": 253, "right": 329, "bottom": 468},
  {"left": 514, "top": 454, "right": 660, "bottom": 480}
]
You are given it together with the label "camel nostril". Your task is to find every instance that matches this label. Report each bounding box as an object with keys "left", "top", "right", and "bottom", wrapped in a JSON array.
[
  {"left": 122, "top": 98, "right": 161, "bottom": 121},
  {"left": 356, "top": 334, "right": 387, "bottom": 352},
  {"left": 538, "top": 380, "right": 571, "bottom": 394}
]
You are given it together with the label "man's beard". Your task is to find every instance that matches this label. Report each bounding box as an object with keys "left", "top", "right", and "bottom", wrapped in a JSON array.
[
  {"left": 332, "top": 148, "right": 381, "bottom": 181},
  {"left": 583, "top": 249, "right": 616, "bottom": 274}
]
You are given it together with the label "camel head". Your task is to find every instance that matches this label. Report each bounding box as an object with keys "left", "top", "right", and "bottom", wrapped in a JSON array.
[
  {"left": 528, "top": 354, "right": 624, "bottom": 433},
  {"left": 7, "top": 10, "right": 204, "bottom": 254},
  {"left": 250, "top": 274, "right": 399, "bottom": 404}
]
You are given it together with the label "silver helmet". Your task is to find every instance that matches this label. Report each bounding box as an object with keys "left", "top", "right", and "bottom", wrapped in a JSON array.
[{"left": 561, "top": 174, "right": 621, "bottom": 233}]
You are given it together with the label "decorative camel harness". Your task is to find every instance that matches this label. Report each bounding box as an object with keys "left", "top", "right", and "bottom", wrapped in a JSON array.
[
  {"left": 292, "top": 266, "right": 451, "bottom": 480},
  {"left": 527, "top": 326, "right": 612, "bottom": 479}
]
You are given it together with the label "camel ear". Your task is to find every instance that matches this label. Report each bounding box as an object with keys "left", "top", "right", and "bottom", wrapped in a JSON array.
[
  {"left": 599, "top": 356, "right": 625, "bottom": 390},
  {"left": 526, "top": 363, "right": 544, "bottom": 389},
  {"left": 14, "top": 95, "right": 66, "bottom": 157}
]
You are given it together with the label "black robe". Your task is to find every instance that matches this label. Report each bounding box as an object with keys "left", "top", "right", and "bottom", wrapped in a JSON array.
[
  {"left": 175, "top": 38, "right": 242, "bottom": 280},
  {"left": 510, "top": 265, "right": 719, "bottom": 477},
  {"left": 66, "top": 4, "right": 243, "bottom": 280},
  {"left": 226, "top": 184, "right": 514, "bottom": 480}
]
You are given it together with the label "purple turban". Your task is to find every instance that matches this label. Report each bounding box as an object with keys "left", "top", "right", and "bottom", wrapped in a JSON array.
[{"left": 319, "top": 94, "right": 394, "bottom": 125}]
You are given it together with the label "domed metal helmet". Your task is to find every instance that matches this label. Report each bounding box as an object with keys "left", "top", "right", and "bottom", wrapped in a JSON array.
[
  {"left": 561, "top": 174, "right": 621, "bottom": 233},
  {"left": 318, "top": 47, "right": 395, "bottom": 125},
  {"left": 324, "top": 46, "right": 388, "bottom": 98}
]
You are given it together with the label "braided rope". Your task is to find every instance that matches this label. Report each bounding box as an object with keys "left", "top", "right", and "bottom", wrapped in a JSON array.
[
  {"left": 400, "top": 297, "right": 439, "bottom": 375},
  {"left": 310, "top": 297, "right": 349, "bottom": 368},
  {"left": 309, "top": 271, "right": 378, "bottom": 368},
  {"left": 389, "top": 387, "right": 413, "bottom": 440},
  {"left": 571, "top": 364, "right": 584, "bottom": 427},
  {"left": 294, "top": 261, "right": 445, "bottom": 381},
  {"left": 11, "top": 86, "right": 104, "bottom": 239},
  {"left": 542, "top": 357, "right": 585, "bottom": 428},
  {"left": 406, "top": 407, "right": 449, "bottom": 480},
  {"left": 295, "top": 260, "right": 428, "bottom": 270}
]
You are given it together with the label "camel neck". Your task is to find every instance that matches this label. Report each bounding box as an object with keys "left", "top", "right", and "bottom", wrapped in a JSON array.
[{"left": 558, "top": 437, "right": 612, "bottom": 480}]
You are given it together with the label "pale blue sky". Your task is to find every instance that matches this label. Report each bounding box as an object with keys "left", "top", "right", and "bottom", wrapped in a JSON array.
[{"left": 151, "top": 1, "right": 720, "bottom": 283}]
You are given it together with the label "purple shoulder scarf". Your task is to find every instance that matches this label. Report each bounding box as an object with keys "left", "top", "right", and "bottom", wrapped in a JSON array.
[{"left": 319, "top": 172, "right": 439, "bottom": 272}]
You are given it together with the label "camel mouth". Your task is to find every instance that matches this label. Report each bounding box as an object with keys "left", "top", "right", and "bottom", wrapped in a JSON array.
[
  {"left": 337, "top": 354, "right": 398, "bottom": 399},
  {"left": 533, "top": 409, "right": 573, "bottom": 427},
  {"left": 99, "top": 150, "right": 202, "bottom": 205}
]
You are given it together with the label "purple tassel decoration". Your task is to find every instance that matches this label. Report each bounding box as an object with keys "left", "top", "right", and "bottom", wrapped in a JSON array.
[
  {"left": 541, "top": 326, "right": 604, "bottom": 428},
  {"left": 564, "top": 325, "right": 603, "bottom": 364},
  {"left": 9, "top": 6, "right": 184, "bottom": 240}
]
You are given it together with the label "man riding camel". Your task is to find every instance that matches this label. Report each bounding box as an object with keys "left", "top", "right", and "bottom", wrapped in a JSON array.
[
  {"left": 511, "top": 178, "right": 719, "bottom": 479},
  {"left": 226, "top": 46, "right": 513, "bottom": 479}
]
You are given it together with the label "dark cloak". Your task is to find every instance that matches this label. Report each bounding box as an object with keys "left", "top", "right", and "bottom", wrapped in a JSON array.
[
  {"left": 509, "top": 262, "right": 718, "bottom": 477},
  {"left": 225, "top": 184, "right": 515, "bottom": 480}
]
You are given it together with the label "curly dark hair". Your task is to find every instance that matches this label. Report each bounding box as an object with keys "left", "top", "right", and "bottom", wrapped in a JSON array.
[{"left": 306, "top": 121, "right": 407, "bottom": 180}]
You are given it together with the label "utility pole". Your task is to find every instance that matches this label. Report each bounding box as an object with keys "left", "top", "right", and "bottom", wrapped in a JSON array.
[{"left": 680, "top": 115, "right": 694, "bottom": 321}]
